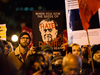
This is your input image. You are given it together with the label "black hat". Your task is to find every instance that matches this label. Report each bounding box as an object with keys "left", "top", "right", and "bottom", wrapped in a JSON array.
[
  {"left": 41, "top": 45, "right": 53, "bottom": 54},
  {"left": 18, "top": 32, "right": 31, "bottom": 44},
  {"left": 92, "top": 44, "right": 100, "bottom": 56}
]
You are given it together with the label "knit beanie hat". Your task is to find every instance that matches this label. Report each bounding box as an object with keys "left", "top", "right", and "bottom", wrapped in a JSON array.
[
  {"left": 92, "top": 44, "right": 100, "bottom": 57},
  {"left": 18, "top": 32, "right": 31, "bottom": 44},
  {"left": 51, "top": 55, "right": 63, "bottom": 62},
  {"left": 41, "top": 45, "right": 53, "bottom": 54},
  {"left": 51, "top": 55, "right": 63, "bottom": 65}
]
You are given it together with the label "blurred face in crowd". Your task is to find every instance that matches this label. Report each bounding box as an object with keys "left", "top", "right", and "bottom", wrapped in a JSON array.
[
  {"left": 72, "top": 45, "right": 81, "bottom": 56},
  {"left": 20, "top": 35, "right": 30, "bottom": 48},
  {"left": 8, "top": 42, "right": 14, "bottom": 53},
  {"left": 93, "top": 50, "right": 100, "bottom": 62},
  {"left": 55, "top": 59, "right": 63, "bottom": 74},
  {"left": 45, "top": 51, "right": 52, "bottom": 60},
  {"left": 43, "top": 54, "right": 49, "bottom": 66},
  {"left": 81, "top": 45, "right": 88, "bottom": 52},
  {"left": 81, "top": 45, "right": 88, "bottom": 59},
  {"left": 32, "top": 56, "right": 45, "bottom": 71},
  {"left": 4, "top": 44, "right": 9, "bottom": 55},
  {"left": 53, "top": 51, "right": 61, "bottom": 57},
  {"left": 39, "top": 20, "right": 58, "bottom": 43}
]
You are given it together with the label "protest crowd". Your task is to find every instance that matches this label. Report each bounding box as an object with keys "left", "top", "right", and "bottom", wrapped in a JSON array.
[{"left": 0, "top": 31, "right": 100, "bottom": 75}]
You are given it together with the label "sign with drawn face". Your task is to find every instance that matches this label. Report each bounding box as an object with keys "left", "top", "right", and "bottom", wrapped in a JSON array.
[
  {"left": 32, "top": 10, "right": 63, "bottom": 49},
  {"left": 39, "top": 19, "right": 58, "bottom": 43}
]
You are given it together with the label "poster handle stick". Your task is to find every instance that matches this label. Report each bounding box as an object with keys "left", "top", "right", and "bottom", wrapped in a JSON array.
[{"left": 86, "top": 30, "right": 94, "bottom": 72}]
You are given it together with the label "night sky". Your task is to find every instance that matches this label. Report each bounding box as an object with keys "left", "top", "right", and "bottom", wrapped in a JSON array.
[{"left": 0, "top": 0, "right": 66, "bottom": 47}]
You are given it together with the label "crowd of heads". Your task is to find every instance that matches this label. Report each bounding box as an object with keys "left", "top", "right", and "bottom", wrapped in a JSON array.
[{"left": 0, "top": 32, "right": 100, "bottom": 75}]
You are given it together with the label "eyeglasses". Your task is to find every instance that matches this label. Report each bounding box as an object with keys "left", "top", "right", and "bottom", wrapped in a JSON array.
[
  {"left": 21, "top": 37, "right": 29, "bottom": 40},
  {"left": 44, "top": 29, "right": 52, "bottom": 32}
]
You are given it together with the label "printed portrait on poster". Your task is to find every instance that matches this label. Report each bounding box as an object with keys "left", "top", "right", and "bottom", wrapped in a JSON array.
[
  {"left": 32, "top": 10, "right": 63, "bottom": 49},
  {"left": 39, "top": 19, "right": 58, "bottom": 43}
]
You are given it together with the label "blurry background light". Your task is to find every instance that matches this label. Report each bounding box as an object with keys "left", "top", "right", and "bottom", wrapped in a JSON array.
[
  {"left": 20, "top": 7, "right": 23, "bottom": 11},
  {"left": 29, "top": 7, "right": 34, "bottom": 11},
  {"left": 38, "top": 6, "right": 42, "bottom": 10},
  {"left": 42, "top": 7, "right": 46, "bottom": 10},
  {"left": 24, "top": 7, "right": 29, "bottom": 11},
  {"left": 11, "top": 34, "right": 18, "bottom": 42},
  {"left": 15, "top": 7, "right": 19, "bottom": 11}
]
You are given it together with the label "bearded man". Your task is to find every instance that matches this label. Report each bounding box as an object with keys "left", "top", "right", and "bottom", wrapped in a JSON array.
[{"left": 7, "top": 32, "right": 32, "bottom": 70}]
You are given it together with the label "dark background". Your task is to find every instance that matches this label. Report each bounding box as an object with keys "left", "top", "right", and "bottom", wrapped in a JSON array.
[{"left": 0, "top": 0, "right": 67, "bottom": 48}]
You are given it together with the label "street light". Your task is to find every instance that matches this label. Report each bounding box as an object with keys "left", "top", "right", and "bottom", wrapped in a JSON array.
[{"left": 11, "top": 34, "right": 18, "bottom": 42}]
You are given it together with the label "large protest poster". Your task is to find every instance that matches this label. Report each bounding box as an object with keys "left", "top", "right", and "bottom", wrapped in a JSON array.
[
  {"left": 32, "top": 10, "right": 63, "bottom": 50},
  {"left": 65, "top": 0, "right": 100, "bottom": 46}
]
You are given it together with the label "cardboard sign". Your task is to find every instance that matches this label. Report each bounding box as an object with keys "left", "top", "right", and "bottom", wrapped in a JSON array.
[{"left": 0, "top": 24, "right": 6, "bottom": 40}]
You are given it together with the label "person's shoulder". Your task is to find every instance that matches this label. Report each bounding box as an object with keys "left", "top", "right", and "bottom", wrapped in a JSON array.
[
  {"left": 7, "top": 51, "right": 15, "bottom": 59},
  {"left": 8, "top": 51, "right": 15, "bottom": 55}
]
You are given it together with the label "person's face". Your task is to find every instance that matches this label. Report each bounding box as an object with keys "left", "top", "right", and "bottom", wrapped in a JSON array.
[
  {"left": 43, "top": 54, "right": 50, "bottom": 66},
  {"left": 55, "top": 59, "right": 63, "bottom": 73},
  {"left": 32, "top": 56, "right": 45, "bottom": 71},
  {"left": 72, "top": 45, "right": 81, "bottom": 56},
  {"left": 53, "top": 51, "right": 61, "bottom": 57},
  {"left": 81, "top": 45, "right": 88, "bottom": 58},
  {"left": 39, "top": 20, "right": 58, "bottom": 43},
  {"left": 81, "top": 45, "right": 88, "bottom": 52},
  {"left": 4, "top": 45, "right": 9, "bottom": 54},
  {"left": 20, "top": 35, "right": 30, "bottom": 48},
  {"left": 45, "top": 51, "right": 52, "bottom": 60},
  {"left": 63, "top": 66, "right": 80, "bottom": 75},
  {"left": 93, "top": 50, "right": 100, "bottom": 62},
  {"left": 8, "top": 43, "right": 13, "bottom": 53}
]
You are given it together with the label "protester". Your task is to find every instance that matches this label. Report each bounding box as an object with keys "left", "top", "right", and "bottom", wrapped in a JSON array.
[
  {"left": 51, "top": 55, "right": 63, "bottom": 75},
  {"left": 2, "top": 40, "right": 9, "bottom": 57},
  {"left": 0, "top": 40, "right": 4, "bottom": 54},
  {"left": 52, "top": 50, "right": 61, "bottom": 58},
  {"left": 16, "top": 53, "right": 45, "bottom": 75},
  {"left": 92, "top": 44, "right": 100, "bottom": 70},
  {"left": 41, "top": 45, "right": 53, "bottom": 60},
  {"left": 70, "top": 43, "right": 82, "bottom": 58},
  {"left": 81, "top": 45, "right": 91, "bottom": 70},
  {"left": 0, "top": 53, "right": 17, "bottom": 75},
  {"left": 7, "top": 32, "right": 32, "bottom": 70},
  {"left": 37, "top": 51, "right": 52, "bottom": 71},
  {"left": 7, "top": 41, "right": 14, "bottom": 52},
  {"left": 62, "top": 54, "right": 82, "bottom": 75},
  {"left": 81, "top": 44, "right": 100, "bottom": 75}
]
